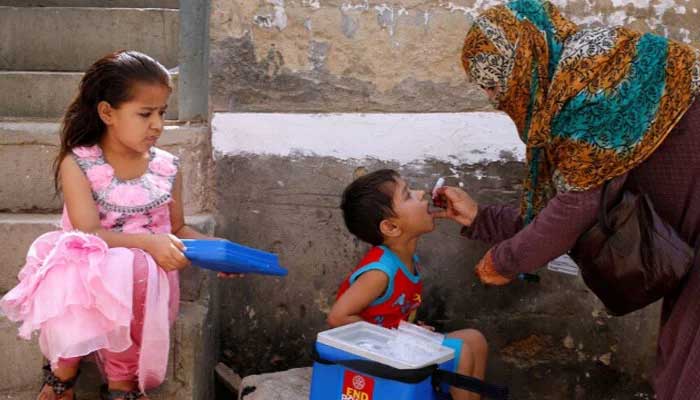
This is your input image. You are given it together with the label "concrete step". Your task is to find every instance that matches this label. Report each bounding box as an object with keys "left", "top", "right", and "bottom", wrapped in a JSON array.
[
  {"left": 0, "top": 120, "right": 210, "bottom": 214},
  {"left": 0, "top": 71, "right": 179, "bottom": 120},
  {"left": 0, "top": 301, "right": 217, "bottom": 400},
  {"left": 0, "top": 389, "right": 34, "bottom": 399},
  {"left": 0, "top": 317, "right": 43, "bottom": 393},
  {"left": 0, "top": 1, "right": 179, "bottom": 8},
  {"left": 0, "top": 6, "right": 179, "bottom": 71},
  {"left": 237, "top": 368, "right": 312, "bottom": 400},
  {"left": 0, "top": 213, "right": 215, "bottom": 301}
]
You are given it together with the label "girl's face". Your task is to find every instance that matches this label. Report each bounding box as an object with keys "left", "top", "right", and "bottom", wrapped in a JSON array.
[{"left": 99, "top": 82, "right": 171, "bottom": 154}]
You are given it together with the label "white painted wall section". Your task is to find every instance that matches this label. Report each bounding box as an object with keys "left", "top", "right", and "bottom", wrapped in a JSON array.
[{"left": 212, "top": 112, "right": 524, "bottom": 165}]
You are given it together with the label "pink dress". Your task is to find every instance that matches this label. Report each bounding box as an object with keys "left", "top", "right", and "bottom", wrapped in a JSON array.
[{"left": 0, "top": 145, "right": 181, "bottom": 391}]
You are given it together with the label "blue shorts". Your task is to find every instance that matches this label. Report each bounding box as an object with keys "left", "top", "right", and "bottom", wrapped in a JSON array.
[
  {"left": 438, "top": 337, "right": 463, "bottom": 394},
  {"left": 440, "top": 336, "right": 463, "bottom": 372}
]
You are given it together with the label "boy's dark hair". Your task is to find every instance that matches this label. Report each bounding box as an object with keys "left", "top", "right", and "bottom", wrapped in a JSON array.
[{"left": 341, "top": 169, "right": 399, "bottom": 246}]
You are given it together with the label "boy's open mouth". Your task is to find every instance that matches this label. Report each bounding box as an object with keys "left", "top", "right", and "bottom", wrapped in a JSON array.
[{"left": 427, "top": 202, "right": 439, "bottom": 216}]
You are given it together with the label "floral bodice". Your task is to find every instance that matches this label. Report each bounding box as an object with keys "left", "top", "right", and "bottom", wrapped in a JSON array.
[{"left": 61, "top": 145, "right": 179, "bottom": 234}]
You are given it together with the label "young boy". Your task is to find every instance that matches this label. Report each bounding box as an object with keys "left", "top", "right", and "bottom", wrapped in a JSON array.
[{"left": 328, "top": 169, "right": 488, "bottom": 400}]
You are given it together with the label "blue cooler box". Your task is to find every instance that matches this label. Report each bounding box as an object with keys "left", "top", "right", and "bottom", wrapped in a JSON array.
[{"left": 309, "top": 322, "right": 455, "bottom": 400}]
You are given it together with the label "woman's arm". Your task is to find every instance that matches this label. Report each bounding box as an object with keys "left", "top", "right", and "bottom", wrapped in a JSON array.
[
  {"left": 461, "top": 204, "right": 523, "bottom": 244},
  {"left": 486, "top": 189, "right": 599, "bottom": 278},
  {"left": 60, "top": 156, "right": 189, "bottom": 271},
  {"left": 479, "top": 177, "right": 625, "bottom": 282},
  {"left": 436, "top": 177, "right": 624, "bottom": 283}
]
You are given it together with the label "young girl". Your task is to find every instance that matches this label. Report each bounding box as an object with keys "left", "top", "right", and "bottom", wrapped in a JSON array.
[{"left": 0, "top": 51, "right": 218, "bottom": 400}]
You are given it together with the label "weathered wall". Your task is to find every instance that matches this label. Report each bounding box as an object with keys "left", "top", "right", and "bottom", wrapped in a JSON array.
[
  {"left": 209, "top": 0, "right": 700, "bottom": 113},
  {"left": 210, "top": 113, "right": 658, "bottom": 399},
  {"left": 209, "top": 1, "right": 699, "bottom": 398}
]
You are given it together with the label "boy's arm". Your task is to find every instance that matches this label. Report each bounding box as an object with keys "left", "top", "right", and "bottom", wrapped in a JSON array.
[{"left": 327, "top": 270, "right": 389, "bottom": 328}]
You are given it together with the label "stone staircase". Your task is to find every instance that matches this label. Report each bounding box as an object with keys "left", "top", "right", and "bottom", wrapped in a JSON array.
[{"left": 0, "top": 2, "right": 217, "bottom": 399}]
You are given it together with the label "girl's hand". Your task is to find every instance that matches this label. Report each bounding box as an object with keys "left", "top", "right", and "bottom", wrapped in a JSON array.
[
  {"left": 431, "top": 186, "right": 479, "bottom": 227},
  {"left": 145, "top": 234, "right": 191, "bottom": 272}
]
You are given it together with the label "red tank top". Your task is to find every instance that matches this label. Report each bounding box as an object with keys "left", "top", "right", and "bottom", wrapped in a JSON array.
[{"left": 336, "top": 246, "right": 423, "bottom": 329}]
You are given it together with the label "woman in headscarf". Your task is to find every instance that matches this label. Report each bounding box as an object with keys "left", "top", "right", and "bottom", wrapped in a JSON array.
[{"left": 435, "top": 0, "right": 700, "bottom": 397}]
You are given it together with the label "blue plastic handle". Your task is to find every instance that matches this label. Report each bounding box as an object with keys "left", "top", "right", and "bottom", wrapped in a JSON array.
[{"left": 182, "top": 239, "right": 288, "bottom": 276}]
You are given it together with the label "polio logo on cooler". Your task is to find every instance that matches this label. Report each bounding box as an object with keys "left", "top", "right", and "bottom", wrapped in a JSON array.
[
  {"left": 352, "top": 375, "right": 366, "bottom": 390},
  {"left": 341, "top": 370, "right": 374, "bottom": 400}
]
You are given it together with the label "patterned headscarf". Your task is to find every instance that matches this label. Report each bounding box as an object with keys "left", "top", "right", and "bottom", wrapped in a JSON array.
[{"left": 462, "top": 0, "right": 700, "bottom": 222}]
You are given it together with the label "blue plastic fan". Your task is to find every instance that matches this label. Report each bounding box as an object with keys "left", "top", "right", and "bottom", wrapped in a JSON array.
[{"left": 182, "top": 239, "right": 288, "bottom": 276}]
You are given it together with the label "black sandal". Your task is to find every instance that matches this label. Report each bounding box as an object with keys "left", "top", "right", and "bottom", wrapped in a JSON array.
[
  {"left": 99, "top": 384, "right": 144, "bottom": 400},
  {"left": 41, "top": 364, "right": 79, "bottom": 399}
]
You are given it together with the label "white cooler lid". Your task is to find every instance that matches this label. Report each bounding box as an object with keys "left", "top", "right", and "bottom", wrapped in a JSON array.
[{"left": 317, "top": 321, "right": 455, "bottom": 369}]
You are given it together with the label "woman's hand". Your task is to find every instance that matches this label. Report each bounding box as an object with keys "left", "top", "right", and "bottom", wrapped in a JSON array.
[
  {"left": 475, "top": 249, "right": 512, "bottom": 286},
  {"left": 431, "top": 186, "right": 479, "bottom": 227},
  {"left": 144, "top": 234, "right": 191, "bottom": 272}
]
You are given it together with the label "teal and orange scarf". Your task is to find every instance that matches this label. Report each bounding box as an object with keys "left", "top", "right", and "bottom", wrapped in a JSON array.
[{"left": 462, "top": 0, "right": 700, "bottom": 222}]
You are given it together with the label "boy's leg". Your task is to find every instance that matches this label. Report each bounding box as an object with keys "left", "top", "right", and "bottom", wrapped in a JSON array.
[{"left": 446, "top": 329, "right": 488, "bottom": 400}]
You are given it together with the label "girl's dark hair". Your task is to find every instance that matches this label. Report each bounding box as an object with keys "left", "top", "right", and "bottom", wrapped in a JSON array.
[
  {"left": 53, "top": 50, "right": 172, "bottom": 193},
  {"left": 340, "top": 169, "right": 399, "bottom": 246}
]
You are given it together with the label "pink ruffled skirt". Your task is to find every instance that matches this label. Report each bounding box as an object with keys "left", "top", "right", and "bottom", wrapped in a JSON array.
[{"left": 0, "top": 231, "right": 179, "bottom": 391}]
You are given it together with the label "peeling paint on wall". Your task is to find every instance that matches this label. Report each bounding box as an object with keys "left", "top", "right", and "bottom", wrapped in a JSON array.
[
  {"left": 611, "top": 0, "right": 651, "bottom": 7},
  {"left": 254, "top": 0, "right": 288, "bottom": 30},
  {"left": 210, "top": 0, "right": 700, "bottom": 113},
  {"left": 680, "top": 28, "right": 692, "bottom": 44},
  {"left": 341, "top": 1, "right": 370, "bottom": 13},
  {"left": 302, "top": 0, "right": 321, "bottom": 9}
]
